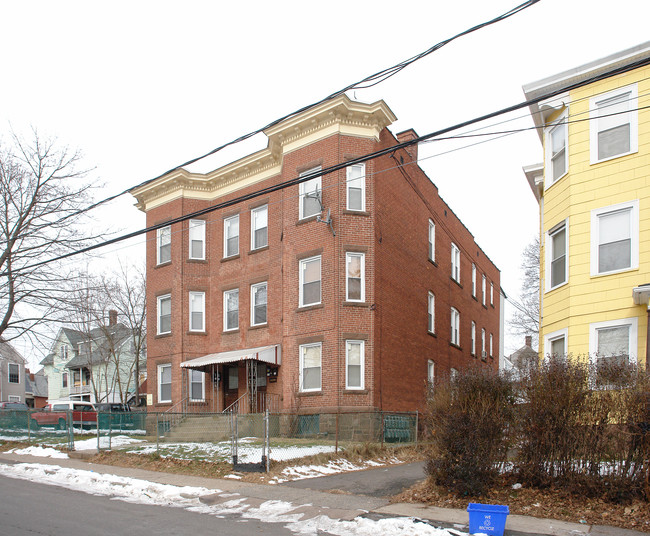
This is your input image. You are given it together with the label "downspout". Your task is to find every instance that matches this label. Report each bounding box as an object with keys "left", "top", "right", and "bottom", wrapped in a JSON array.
[{"left": 646, "top": 299, "right": 650, "bottom": 373}]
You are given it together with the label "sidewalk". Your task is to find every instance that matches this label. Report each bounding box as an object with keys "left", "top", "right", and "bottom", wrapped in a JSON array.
[{"left": 0, "top": 451, "right": 643, "bottom": 536}]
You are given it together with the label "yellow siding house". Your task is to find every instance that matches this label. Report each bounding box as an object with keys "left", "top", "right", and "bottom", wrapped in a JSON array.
[{"left": 523, "top": 42, "right": 650, "bottom": 369}]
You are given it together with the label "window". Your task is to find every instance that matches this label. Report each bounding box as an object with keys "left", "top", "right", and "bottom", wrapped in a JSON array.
[
  {"left": 346, "top": 252, "right": 365, "bottom": 302},
  {"left": 451, "top": 243, "right": 460, "bottom": 282},
  {"left": 189, "top": 292, "right": 205, "bottom": 332},
  {"left": 428, "top": 220, "right": 435, "bottom": 262},
  {"left": 346, "top": 163, "right": 365, "bottom": 211},
  {"left": 589, "top": 318, "right": 637, "bottom": 384},
  {"left": 157, "top": 225, "right": 171, "bottom": 265},
  {"left": 545, "top": 112, "right": 568, "bottom": 184},
  {"left": 450, "top": 307, "right": 460, "bottom": 346},
  {"left": 546, "top": 220, "right": 568, "bottom": 291},
  {"left": 62, "top": 345, "right": 68, "bottom": 360},
  {"left": 490, "top": 282, "right": 494, "bottom": 306},
  {"left": 8, "top": 395, "right": 20, "bottom": 402},
  {"left": 223, "top": 215, "right": 239, "bottom": 258},
  {"left": 544, "top": 328, "right": 568, "bottom": 360},
  {"left": 157, "top": 294, "right": 171, "bottom": 335},
  {"left": 590, "top": 84, "right": 638, "bottom": 163},
  {"left": 223, "top": 289, "right": 239, "bottom": 331},
  {"left": 62, "top": 372, "right": 68, "bottom": 389},
  {"left": 450, "top": 368, "right": 458, "bottom": 381},
  {"left": 428, "top": 292, "right": 435, "bottom": 333},
  {"left": 471, "top": 321, "right": 476, "bottom": 356},
  {"left": 471, "top": 264, "right": 476, "bottom": 297},
  {"left": 481, "top": 328, "right": 486, "bottom": 357},
  {"left": 189, "top": 369, "right": 204, "bottom": 401},
  {"left": 158, "top": 364, "right": 172, "bottom": 403},
  {"left": 346, "top": 340, "right": 364, "bottom": 390},
  {"left": 482, "top": 274, "right": 486, "bottom": 306},
  {"left": 251, "top": 282, "right": 267, "bottom": 326},
  {"left": 228, "top": 367, "right": 238, "bottom": 389},
  {"left": 251, "top": 205, "right": 268, "bottom": 250},
  {"left": 591, "top": 200, "right": 638, "bottom": 276},
  {"left": 299, "top": 256, "right": 321, "bottom": 307},
  {"left": 8, "top": 363, "right": 19, "bottom": 384},
  {"left": 300, "top": 343, "right": 321, "bottom": 392},
  {"left": 299, "top": 167, "right": 322, "bottom": 219},
  {"left": 188, "top": 219, "right": 206, "bottom": 260},
  {"left": 490, "top": 333, "right": 493, "bottom": 357},
  {"left": 427, "top": 360, "right": 435, "bottom": 385}
]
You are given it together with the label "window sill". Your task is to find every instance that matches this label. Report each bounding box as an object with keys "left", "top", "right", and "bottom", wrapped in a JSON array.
[
  {"left": 155, "top": 333, "right": 172, "bottom": 339},
  {"left": 343, "top": 389, "right": 368, "bottom": 394},
  {"left": 187, "top": 258, "right": 207, "bottom": 264},
  {"left": 296, "top": 215, "right": 319, "bottom": 226},
  {"left": 590, "top": 265, "right": 637, "bottom": 278},
  {"left": 343, "top": 301, "right": 368, "bottom": 308},
  {"left": 472, "top": 295, "right": 478, "bottom": 302},
  {"left": 482, "top": 304, "right": 488, "bottom": 310},
  {"left": 545, "top": 281, "right": 568, "bottom": 293},
  {"left": 187, "top": 330, "right": 207, "bottom": 336},
  {"left": 297, "top": 303, "right": 324, "bottom": 313},
  {"left": 221, "top": 254, "right": 240, "bottom": 263},
  {"left": 590, "top": 148, "right": 638, "bottom": 166},
  {"left": 342, "top": 209, "right": 369, "bottom": 216},
  {"left": 428, "top": 258, "right": 437, "bottom": 267},
  {"left": 296, "top": 390, "right": 322, "bottom": 397},
  {"left": 155, "top": 261, "right": 171, "bottom": 269},
  {"left": 222, "top": 329, "right": 240, "bottom": 335},
  {"left": 450, "top": 342, "right": 462, "bottom": 351},
  {"left": 427, "top": 331, "right": 437, "bottom": 338},
  {"left": 450, "top": 277, "right": 462, "bottom": 288},
  {"left": 249, "top": 245, "right": 269, "bottom": 255},
  {"left": 249, "top": 323, "right": 268, "bottom": 331}
]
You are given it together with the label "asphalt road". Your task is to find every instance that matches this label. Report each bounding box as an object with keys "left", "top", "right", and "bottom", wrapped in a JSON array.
[
  {"left": 281, "top": 460, "right": 426, "bottom": 497},
  {"left": 0, "top": 474, "right": 294, "bottom": 536}
]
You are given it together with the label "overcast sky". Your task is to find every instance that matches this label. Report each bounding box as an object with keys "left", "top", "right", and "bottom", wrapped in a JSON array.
[{"left": 2, "top": 0, "right": 649, "bottom": 367}]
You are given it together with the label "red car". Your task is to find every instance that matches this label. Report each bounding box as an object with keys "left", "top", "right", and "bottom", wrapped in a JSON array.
[{"left": 31, "top": 402, "right": 97, "bottom": 430}]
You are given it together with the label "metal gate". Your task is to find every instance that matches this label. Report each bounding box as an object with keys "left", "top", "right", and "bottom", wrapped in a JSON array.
[{"left": 230, "top": 409, "right": 270, "bottom": 472}]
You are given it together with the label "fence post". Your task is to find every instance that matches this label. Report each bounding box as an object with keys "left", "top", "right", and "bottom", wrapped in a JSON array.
[
  {"left": 96, "top": 411, "right": 100, "bottom": 451},
  {"left": 415, "top": 410, "right": 419, "bottom": 446},
  {"left": 68, "top": 409, "right": 74, "bottom": 451},
  {"left": 156, "top": 413, "right": 159, "bottom": 453},
  {"left": 380, "top": 411, "right": 384, "bottom": 448},
  {"left": 264, "top": 408, "right": 270, "bottom": 473},
  {"left": 27, "top": 410, "right": 31, "bottom": 442},
  {"left": 335, "top": 412, "right": 339, "bottom": 454}
]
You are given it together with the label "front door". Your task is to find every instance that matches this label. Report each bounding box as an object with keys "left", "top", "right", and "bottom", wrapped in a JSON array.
[{"left": 223, "top": 366, "right": 240, "bottom": 411}]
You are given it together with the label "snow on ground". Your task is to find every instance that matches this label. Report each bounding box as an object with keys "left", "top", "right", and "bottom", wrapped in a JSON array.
[
  {"left": 74, "top": 435, "right": 145, "bottom": 450},
  {"left": 270, "top": 456, "right": 403, "bottom": 484},
  {"left": 0, "top": 462, "right": 452, "bottom": 536},
  {"left": 8, "top": 446, "right": 69, "bottom": 459}
]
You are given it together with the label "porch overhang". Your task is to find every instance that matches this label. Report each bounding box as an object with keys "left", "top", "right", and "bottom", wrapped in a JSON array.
[{"left": 180, "top": 345, "right": 281, "bottom": 372}]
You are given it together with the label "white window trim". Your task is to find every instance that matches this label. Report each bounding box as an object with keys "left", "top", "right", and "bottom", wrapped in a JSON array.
[
  {"left": 158, "top": 364, "right": 172, "bottom": 404},
  {"left": 590, "top": 200, "right": 639, "bottom": 277},
  {"left": 471, "top": 321, "right": 476, "bottom": 356},
  {"left": 345, "top": 252, "right": 365, "bottom": 303},
  {"left": 345, "top": 340, "right": 365, "bottom": 390},
  {"left": 589, "top": 83, "right": 638, "bottom": 165},
  {"left": 8, "top": 363, "right": 20, "bottom": 384},
  {"left": 543, "top": 327, "right": 568, "bottom": 361},
  {"left": 8, "top": 395, "right": 20, "bottom": 402},
  {"left": 451, "top": 307, "right": 460, "bottom": 346},
  {"left": 481, "top": 328, "right": 486, "bottom": 356},
  {"left": 223, "top": 215, "right": 239, "bottom": 258},
  {"left": 451, "top": 243, "right": 460, "bottom": 283},
  {"left": 189, "top": 291, "right": 205, "bottom": 332},
  {"left": 188, "top": 219, "right": 206, "bottom": 260},
  {"left": 250, "top": 282, "right": 268, "bottom": 327},
  {"left": 428, "top": 292, "right": 435, "bottom": 334},
  {"left": 299, "top": 167, "right": 322, "bottom": 220},
  {"left": 299, "top": 342, "right": 322, "bottom": 392},
  {"left": 223, "top": 289, "right": 239, "bottom": 332},
  {"left": 251, "top": 205, "right": 268, "bottom": 250},
  {"left": 346, "top": 163, "right": 366, "bottom": 211},
  {"left": 429, "top": 219, "right": 435, "bottom": 262},
  {"left": 545, "top": 218, "right": 569, "bottom": 293},
  {"left": 490, "top": 333, "right": 493, "bottom": 357},
  {"left": 471, "top": 264, "right": 476, "bottom": 297},
  {"left": 157, "top": 226, "right": 171, "bottom": 265},
  {"left": 299, "top": 255, "right": 321, "bottom": 307},
  {"left": 157, "top": 294, "right": 171, "bottom": 335},
  {"left": 427, "top": 360, "right": 435, "bottom": 385},
  {"left": 482, "top": 274, "right": 486, "bottom": 306},
  {"left": 589, "top": 317, "right": 638, "bottom": 366},
  {"left": 188, "top": 369, "right": 205, "bottom": 402},
  {"left": 490, "top": 282, "right": 494, "bottom": 306},
  {"left": 544, "top": 110, "right": 569, "bottom": 187}
]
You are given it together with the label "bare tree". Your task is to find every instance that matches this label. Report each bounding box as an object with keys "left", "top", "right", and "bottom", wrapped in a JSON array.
[
  {"left": 509, "top": 237, "right": 540, "bottom": 347},
  {"left": 0, "top": 130, "right": 101, "bottom": 343}
]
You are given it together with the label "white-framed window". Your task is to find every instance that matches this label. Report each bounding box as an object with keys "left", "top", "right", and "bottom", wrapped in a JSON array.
[
  {"left": 188, "top": 219, "right": 206, "bottom": 260},
  {"left": 299, "top": 167, "right": 322, "bottom": 219},
  {"left": 482, "top": 328, "right": 486, "bottom": 357},
  {"left": 490, "top": 333, "right": 493, "bottom": 357},
  {"left": 62, "top": 372, "right": 68, "bottom": 388},
  {"left": 471, "top": 264, "right": 476, "bottom": 297},
  {"left": 490, "top": 282, "right": 494, "bottom": 306},
  {"left": 223, "top": 215, "right": 239, "bottom": 258},
  {"left": 589, "top": 317, "right": 637, "bottom": 369},
  {"left": 346, "top": 252, "right": 365, "bottom": 302},
  {"left": 188, "top": 369, "right": 205, "bottom": 401},
  {"left": 428, "top": 220, "right": 435, "bottom": 262},
  {"left": 451, "top": 243, "right": 460, "bottom": 283},
  {"left": 545, "top": 111, "right": 568, "bottom": 185},
  {"left": 590, "top": 83, "right": 638, "bottom": 164},
  {"left": 427, "top": 360, "right": 435, "bottom": 385},
  {"left": 8, "top": 363, "right": 19, "bottom": 384},
  {"left": 545, "top": 219, "right": 568, "bottom": 291},
  {"left": 346, "top": 163, "right": 365, "bottom": 211},
  {"left": 471, "top": 321, "right": 476, "bottom": 356},
  {"left": 451, "top": 307, "right": 460, "bottom": 346},
  {"left": 346, "top": 340, "right": 364, "bottom": 390},
  {"left": 223, "top": 289, "right": 239, "bottom": 331},
  {"left": 251, "top": 282, "right": 268, "bottom": 326},
  {"left": 157, "top": 225, "right": 171, "bottom": 265},
  {"left": 8, "top": 395, "right": 20, "bottom": 402},
  {"left": 189, "top": 291, "right": 205, "bottom": 332},
  {"left": 299, "top": 342, "right": 322, "bottom": 392},
  {"left": 482, "top": 274, "right": 486, "bottom": 306},
  {"left": 62, "top": 344, "right": 68, "bottom": 360},
  {"left": 450, "top": 368, "right": 459, "bottom": 381},
  {"left": 428, "top": 292, "right": 435, "bottom": 334},
  {"left": 157, "top": 294, "right": 171, "bottom": 335},
  {"left": 590, "top": 200, "right": 639, "bottom": 276},
  {"left": 158, "top": 364, "right": 172, "bottom": 403},
  {"left": 544, "top": 327, "right": 568, "bottom": 360},
  {"left": 299, "top": 256, "right": 321, "bottom": 307},
  {"left": 251, "top": 205, "right": 268, "bottom": 250}
]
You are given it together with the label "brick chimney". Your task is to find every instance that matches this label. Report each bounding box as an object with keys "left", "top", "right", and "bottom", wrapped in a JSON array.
[
  {"left": 525, "top": 335, "right": 532, "bottom": 348},
  {"left": 396, "top": 129, "right": 418, "bottom": 162},
  {"left": 109, "top": 309, "right": 118, "bottom": 326}
]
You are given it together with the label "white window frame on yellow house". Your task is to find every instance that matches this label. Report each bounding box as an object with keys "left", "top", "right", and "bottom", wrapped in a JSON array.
[
  {"left": 589, "top": 83, "right": 638, "bottom": 164},
  {"left": 589, "top": 317, "right": 638, "bottom": 373},
  {"left": 544, "top": 110, "right": 568, "bottom": 187},
  {"left": 590, "top": 200, "right": 639, "bottom": 276},
  {"left": 545, "top": 219, "right": 568, "bottom": 292},
  {"left": 543, "top": 327, "right": 568, "bottom": 360}
]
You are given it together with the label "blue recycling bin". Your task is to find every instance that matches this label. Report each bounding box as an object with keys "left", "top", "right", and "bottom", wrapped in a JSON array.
[{"left": 467, "top": 503, "right": 509, "bottom": 536}]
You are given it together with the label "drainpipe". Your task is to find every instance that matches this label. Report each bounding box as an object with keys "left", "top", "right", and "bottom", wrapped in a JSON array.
[{"left": 646, "top": 299, "right": 650, "bottom": 374}]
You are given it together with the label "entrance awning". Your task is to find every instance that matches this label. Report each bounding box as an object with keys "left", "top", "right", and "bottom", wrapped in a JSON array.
[{"left": 180, "top": 345, "right": 281, "bottom": 371}]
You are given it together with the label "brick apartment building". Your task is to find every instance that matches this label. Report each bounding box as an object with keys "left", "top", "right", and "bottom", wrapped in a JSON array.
[{"left": 130, "top": 95, "right": 501, "bottom": 415}]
